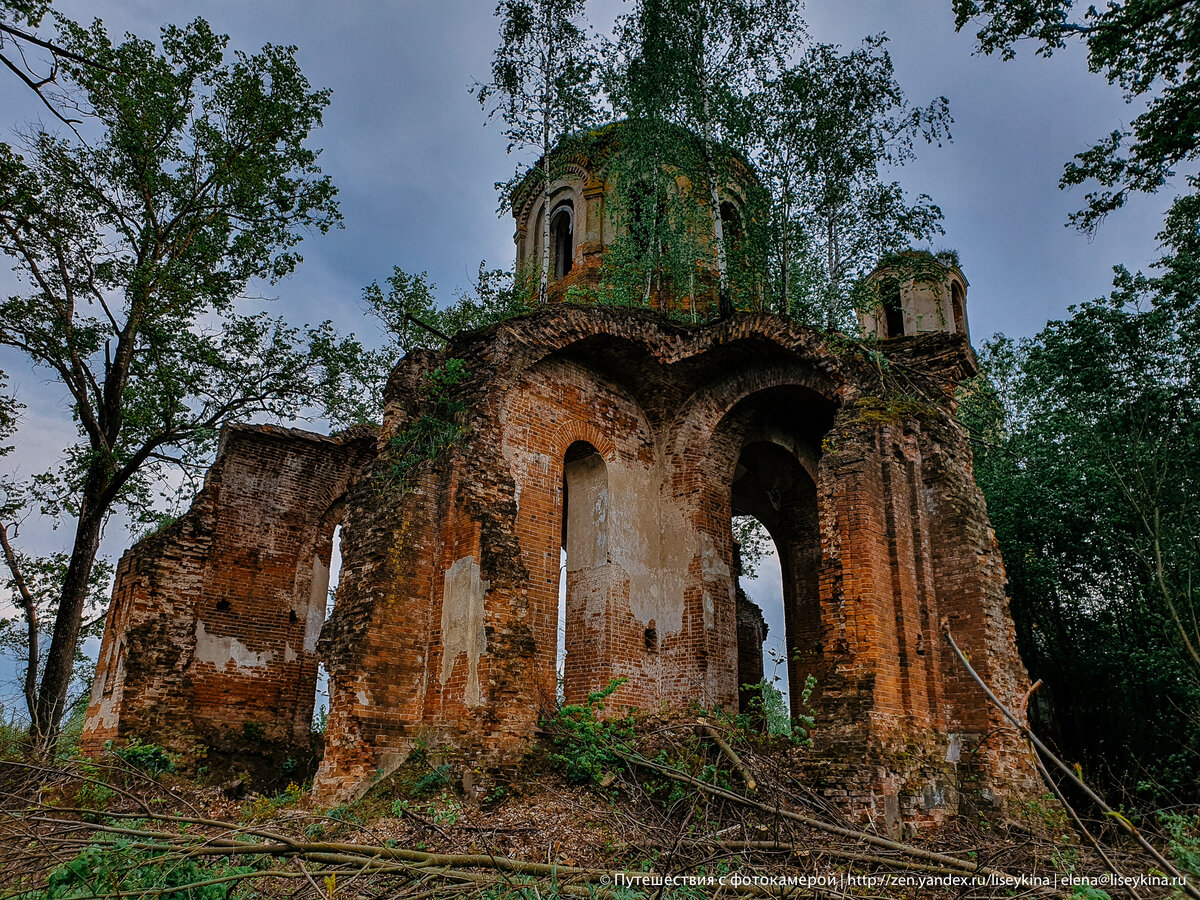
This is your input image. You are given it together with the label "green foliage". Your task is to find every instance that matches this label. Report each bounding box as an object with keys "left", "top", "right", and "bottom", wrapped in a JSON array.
[
  {"left": 740, "top": 665, "right": 816, "bottom": 744},
  {"left": 0, "top": 0, "right": 49, "bottom": 27},
  {"left": 241, "top": 781, "right": 303, "bottom": 820},
  {"left": 107, "top": 737, "right": 176, "bottom": 776},
  {"left": 26, "top": 838, "right": 254, "bottom": 900},
  {"left": 732, "top": 515, "right": 772, "bottom": 580},
  {"left": 382, "top": 359, "right": 471, "bottom": 492},
  {"left": 959, "top": 220, "right": 1200, "bottom": 801},
  {"left": 412, "top": 763, "right": 453, "bottom": 794},
  {"left": 74, "top": 762, "right": 114, "bottom": 813},
  {"left": 754, "top": 36, "right": 950, "bottom": 328},
  {"left": 55, "top": 694, "right": 90, "bottom": 760},
  {"left": 543, "top": 677, "right": 634, "bottom": 784},
  {"left": 363, "top": 264, "right": 532, "bottom": 351},
  {"left": 1159, "top": 811, "right": 1200, "bottom": 879},
  {"left": 477, "top": 0, "right": 599, "bottom": 302},
  {"left": 0, "top": 705, "right": 25, "bottom": 759},
  {"left": 0, "top": 11, "right": 372, "bottom": 742},
  {"left": 609, "top": 0, "right": 805, "bottom": 314},
  {"left": 953, "top": 0, "right": 1200, "bottom": 237},
  {"left": 0, "top": 554, "right": 114, "bottom": 723}
]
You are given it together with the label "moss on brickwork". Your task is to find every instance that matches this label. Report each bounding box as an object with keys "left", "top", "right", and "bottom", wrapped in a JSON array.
[
  {"left": 851, "top": 394, "right": 942, "bottom": 426},
  {"left": 88, "top": 307, "right": 1041, "bottom": 826}
]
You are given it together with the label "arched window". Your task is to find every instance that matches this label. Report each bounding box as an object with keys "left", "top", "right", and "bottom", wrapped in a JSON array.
[
  {"left": 883, "top": 283, "right": 905, "bottom": 338},
  {"left": 720, "top": 200, "right": 743, "bottom": 251},
  {"left": 550, "top": 202, "right": 574, "bottom": 280},
  {"left": 951, "top": 281, "right": 966, "bottom": 334},
  {"left": 559, "top": 440, "right": 608, "bottom": 704}
]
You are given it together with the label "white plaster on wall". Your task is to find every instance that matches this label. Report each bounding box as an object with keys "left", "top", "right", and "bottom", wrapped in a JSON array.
[
  {"left": 440, "top": 555, "right": 489, "bottom": 707},
  {"left": 305, "top": 552, "right": 330, "bottom": 653},
  {"left": 194, "top": 620, "right": 274, "bottom": 669}
]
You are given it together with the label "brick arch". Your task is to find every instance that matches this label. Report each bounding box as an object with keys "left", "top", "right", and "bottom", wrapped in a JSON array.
[
  {"left": 664, "top": 360, "right": 841, "bottom": 471},
  {"left": 649, "top": 365, "right": 840, "bottom": 708},
  {"left": 497, "top": 352, "right": 660, "bottom": 711},
  {"left": 549, "top": 419, "right": 617, "bottom": 463},
  {"left": 471, "top": 307, "right": 855, "bottom": 398}
]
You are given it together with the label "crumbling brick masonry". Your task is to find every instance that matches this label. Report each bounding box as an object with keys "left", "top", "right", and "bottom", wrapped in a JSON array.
[{"left": 84, "top": 304, "right": 1042, "bottom": 829}]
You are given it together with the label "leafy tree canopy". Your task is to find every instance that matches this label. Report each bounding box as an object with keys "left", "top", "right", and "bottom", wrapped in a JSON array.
[
  {"left": 754, "top": 35, "right": 951, "bottom": 327},
  {"left": 477, "top": 0, "right": 599, "bottom": 302},
  {"left": 953, "top": 0, "right": 1200, "bottom": 233},
  {"left": 0, "top": 14, "right": 364, "bottom": 742},
  {"left": 960, "top": 207, "right": 1200, "bottom": 801}
]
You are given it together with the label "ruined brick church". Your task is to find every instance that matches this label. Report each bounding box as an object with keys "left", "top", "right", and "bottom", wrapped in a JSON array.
[{"left": 82, "top": 128, "right": 1041, "bottom": 829}]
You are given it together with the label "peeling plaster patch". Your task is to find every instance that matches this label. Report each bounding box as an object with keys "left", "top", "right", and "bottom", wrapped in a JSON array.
[
  {"left": 356, "top": 690, "right": 369, "bottom": 705},
  {"left": 440, "top": 555, "right": 488, "bottom": 707},
  {"left": 605, "top": 451, "right": 689, "bottom": 634},
  {"left": 699, "top": 533, "right": 728, "bottom": 631},
  {"left": 87, "top": 696, "right": 119, "bottom": 730},
  {"left": 284, "top": 644, "right": 297, "bottom": 663},
  {"left": 195, "top": 620, "right": 273, "bottom": 669},
  {"left": 565, "top": 454, "right": 608, "bottom": 570},
  {"left": 305, "top": 553, "right": 331, "bottom": 653},
  {"left": 945, "top": 733, "right": 962, "bottom": 763},
  {"left": 700, "top": 532, "right": 730, "bottom": 579}
]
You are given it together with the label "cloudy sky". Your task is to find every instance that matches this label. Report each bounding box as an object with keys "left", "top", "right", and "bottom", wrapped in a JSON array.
[{"left": 0, "top": 0, "right": 1178, "bottom": 708}]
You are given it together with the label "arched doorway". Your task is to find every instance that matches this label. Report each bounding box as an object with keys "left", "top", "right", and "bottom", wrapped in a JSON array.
[
  {"left": 731, "top": 441, "right": 821, "bottom": 721},
  {"left": 559, "top": 440, "right": 609, "bottom": 705}
]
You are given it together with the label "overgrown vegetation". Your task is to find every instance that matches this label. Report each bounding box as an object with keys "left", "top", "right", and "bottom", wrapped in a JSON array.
[
  {"left": 22, "top": 839, "right": 257, "bottom": 900},
  {"left": 959, "top": 212, "right": 1200, "bottom": 804},
  {"left": 0, "top": 10, "right": 369, "bottom": 749},
  {"left": 4, "top": 717, "right": 1199, "bottom": 900},
  {"left": 380, "top": 358, "right": 472, "bottom": 494},
  {"left": 542, "top": 677, "right": 635, "bottom": 784}
]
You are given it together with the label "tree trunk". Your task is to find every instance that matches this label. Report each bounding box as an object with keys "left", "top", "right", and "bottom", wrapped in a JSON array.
[
  {"left": 539, "top": 25, "right": 554, "bottom": 306},
  {"left": 541, "top": 144, "right": 551, "bottom": 304},
  {"left": 31, "top": 471, "right": 106, "bottom": 749},
  {"left": 0, "top": 522, "right": 38, "bottom": 723},
  {"left": 781, "top": 197, "right": 791, "bottom": 316},
  {"left": 701, "top": 100, "right": 729, "bottom": 317}
]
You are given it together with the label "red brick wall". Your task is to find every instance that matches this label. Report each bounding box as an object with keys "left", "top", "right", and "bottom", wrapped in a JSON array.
[
  {"left": 88, "top": 307, "right": 1040, "bottom": 825},
  {"left": 83, "top": 424, "right": 375, "bottom": 770}
]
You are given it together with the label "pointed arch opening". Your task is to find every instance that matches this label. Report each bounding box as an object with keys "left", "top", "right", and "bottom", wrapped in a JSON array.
[{"left": 731, "top": 441, "right": 821, "bottom": 725}]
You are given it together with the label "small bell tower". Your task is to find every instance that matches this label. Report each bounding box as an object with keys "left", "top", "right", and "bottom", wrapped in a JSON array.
[{"left": 860, "top": 251, "right": 969, "bottom": 341}]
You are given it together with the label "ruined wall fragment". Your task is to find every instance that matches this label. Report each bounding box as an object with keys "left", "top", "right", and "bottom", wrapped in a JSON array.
[{"left": 83, "top": 424, "right": 376, "bottom": 773}]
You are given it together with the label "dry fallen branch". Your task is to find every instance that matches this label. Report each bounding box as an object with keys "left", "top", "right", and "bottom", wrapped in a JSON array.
[
  {"left": 607, "top": 745, "right": 1061, "bottom": 895},
  {"left": 0, "top": 790, "right": 830, "bottom": 900},
  {"left": 697, "top": 717, "right": 757, "bottom": 792},
  {"left": 943, "top": 624, "right": 1199, "bottom": 900}
]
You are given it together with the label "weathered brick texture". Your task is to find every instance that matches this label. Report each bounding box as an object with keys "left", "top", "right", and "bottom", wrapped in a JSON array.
[
  {"left": 86, "top": 306, "right": 1041, "bottom": 828},
  {"left": 82, "top": 425, "right": 376, "bottom": 770}
]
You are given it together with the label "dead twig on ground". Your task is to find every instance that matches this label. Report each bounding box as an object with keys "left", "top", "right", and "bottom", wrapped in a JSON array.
[{"left": 943, "top": 624, "right": 1198, "bottom": 900}]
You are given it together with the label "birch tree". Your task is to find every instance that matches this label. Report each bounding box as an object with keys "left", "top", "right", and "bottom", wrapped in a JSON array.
[
  {"left": 613, "top": 0, "right": 805, "bottom": 315},
  {"left": 755, "top": 37, "right": 950, "bottom": 328},
  {"left": 477, "top": 0, "right": 599, "bottom": 305}
]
